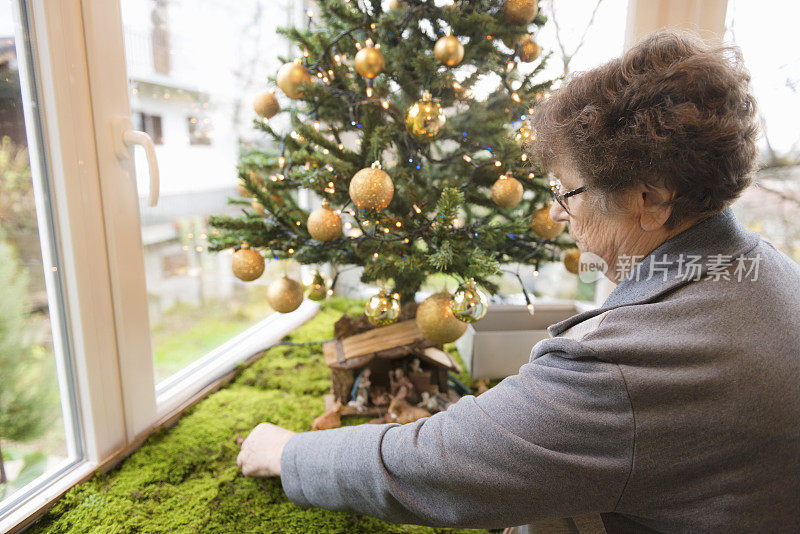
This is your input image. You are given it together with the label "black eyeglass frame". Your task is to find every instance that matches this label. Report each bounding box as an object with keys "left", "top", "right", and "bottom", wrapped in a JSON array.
[{"left": 549, "top": 178, "right": 587, "bottom": 215}]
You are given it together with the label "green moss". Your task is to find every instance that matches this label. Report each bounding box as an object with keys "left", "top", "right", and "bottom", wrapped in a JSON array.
[{"left": 29, "top": 297, "right": 487, "bottom": 533}]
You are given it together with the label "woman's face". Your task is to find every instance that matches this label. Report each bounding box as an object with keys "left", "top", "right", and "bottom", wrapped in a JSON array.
[{"left": 548, "top": 159, "right": 642, "bottom": 275}]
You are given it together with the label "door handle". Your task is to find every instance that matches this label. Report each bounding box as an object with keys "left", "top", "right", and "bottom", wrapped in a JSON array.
[{"left": 112, "top": 116, "right": 160, "bottom": 207}]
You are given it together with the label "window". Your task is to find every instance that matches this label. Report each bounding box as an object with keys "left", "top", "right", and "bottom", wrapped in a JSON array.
[
  {"left": 0, "top": 0, "right": 82, "bottom": 516},
  {"left": 187, "top": 115, "right": 211, "bottom": 145},
  {"left": 120, "top": 0, "right": 311, "bottom": 388},
  {"left": 725, "top": 0, "right": 800, "bottom": 265},
  {"left": 1, "top": 0, "right": 315, "bottom": 530},
  {"left": 135, "top": 111, "right": 163, "bottom": 145},
  {"left": 455, "top": 0, "right": 628, "bottom": 306}
]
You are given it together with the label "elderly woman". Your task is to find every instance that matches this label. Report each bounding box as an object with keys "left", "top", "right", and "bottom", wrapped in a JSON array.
[{"left": 237, "top": 31, "right": 800, "bottom": 532}]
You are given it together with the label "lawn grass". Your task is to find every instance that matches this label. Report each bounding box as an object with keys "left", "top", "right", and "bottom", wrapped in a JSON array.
[
  {"left": 28, "top": 297, "right": 488, "bottom": 533},
  {"left": 151, "top": 295, "right": 275, "bottom": 381}
]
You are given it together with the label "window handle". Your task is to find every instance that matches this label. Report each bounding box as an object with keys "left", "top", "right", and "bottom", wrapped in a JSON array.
[{"left": 111, "top": 116, "right": 160, "bottom": 207}]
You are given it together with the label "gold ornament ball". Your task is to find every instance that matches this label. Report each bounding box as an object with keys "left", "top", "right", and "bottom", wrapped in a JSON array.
[
  {"left": 266, "top": 276, "right": 305, "bottom": 313},
  {"left": 406, "top": 92, "right": 446, "bottom": 142},
  {"left": 253, "top": 91, "right": 280, "bottom": 119},
  {"left": 491, "top": 176, "right": 524, "bottom": 208},
  {"left": 416, "top": 292, "right": 468, "bottom": 344},
  {"left": 503, "top": 0, "right": 539, "bottom": 25},
  {"left": 251, "top": 198, "right": 266, "bottom": 216},
  {"left": 518, "top": 36, "right": 542, "bottom": 63},
  {"left": 388, "top": 0, "right": 403, "bottom": 9},
  {"left": 355, "top": 44, "right": 385, "bottom": 79},
  {"left": 434, "top": 35, "right": 465, "bottom": 67},
  {"left": 563, "top": 248, "right": 582, "bottom": 275},
  {"left": 365, "top": 288, "right": 401, "bottom": 326},
  {"left": 450, "top": 278, "right": 489, "bottom": 323},
  {"left": 231, "top": 244, "right": 265, "bottom": 282},
  {"left": 277, "top": 62, "right": 311, "bottom": 99},
  {"left": 349, "top": 162, "right": 394, "bottom": 210},
  {"left": 307, "top": 202, "right": 342, "bottom": 241},
  {"left": 530, "top": 204, "right": 566, "bottom": 239},
  {"left": 304, "top": 270, "right": 330, "bottom": 301}
]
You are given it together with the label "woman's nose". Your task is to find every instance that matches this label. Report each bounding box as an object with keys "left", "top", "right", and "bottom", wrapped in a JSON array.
[{"left": 550, "top": 201, "right": 570, "bottom": 223}]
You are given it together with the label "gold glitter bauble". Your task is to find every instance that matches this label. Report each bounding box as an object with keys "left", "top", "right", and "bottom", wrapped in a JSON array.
[
  {"left": 253, "top": 91, "right": 280, "bottom": 118},
  {"left": 365, "top": 288, "right": 401, "bottom": 326},
  {"left": 355, "top": 45, "right": 385, "bottom": 79},
  {"left": 231, "top": 244, "right": 265, "bottom": 282},
  {"left": 307, "top": 201, "right": 342, "bottom": 242},
  {"left": 530, "top": 204, "right": 566, "bottom": 239},
  {"left": 388, "top": 0, "right": 403, "bottom": 9},
  {"left": 491, "top": 176, "right": 524, "bottom": 208},
  {"left": 503, "top": 0, "right": 539, "bottom": 25},
  {"left": 266, "top": 276, "right": 305, "bottom": 313},
  {"left": 277, "top": 62, "right": 311, "bottom": 99},
  {"left": 518, "top": 36, "right": 542, "bottom": 63},
  {"left": 450, "top": 278, "right": 488, "bottom": 323},
  {"left": 303, "top": 270, "right": 330, "bottom": 301},
  {"left": 416, "top": 292, "right": 468, "bottom": 344},
  {"left": 349, "top": 162, "right": 394, "bottom": 210},
  {"left": 434, "top": 35, "right": 464, "bottom": 67},
  {"left": 251, "top": 198, "right": 266, "bottom": 216},
  {"left": 563, "top": 248, "right": 581, "bottom": 275},
  {"left": 406, "top": 91, "right": 446, "bottom": 142}
]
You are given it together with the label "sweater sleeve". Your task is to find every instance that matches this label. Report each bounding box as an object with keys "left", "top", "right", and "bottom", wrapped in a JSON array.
[{"left": 280, "top": 346, "right": 634, "bottom": 529}]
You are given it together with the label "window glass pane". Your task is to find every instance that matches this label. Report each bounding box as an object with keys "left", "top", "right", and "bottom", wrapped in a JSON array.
[
  {"left": 120, "top": 1, "right": 305, "bottom": 384},
  {"left": 725, "top": 1, "right": 800, "bottom": 264},
  {"left": 440, "top": 0, "right": 627, "bottom": 304},
  {"left": 530, "top": 0, "right": 626, "bottom": 302},
  {"left": 0, "top": 1, "right": 80, "bottom": 511}
]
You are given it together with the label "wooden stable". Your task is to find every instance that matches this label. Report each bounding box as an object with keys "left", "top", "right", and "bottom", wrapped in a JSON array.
[{"left": 323, "top": 318, "right": 461, "bottom": 417}]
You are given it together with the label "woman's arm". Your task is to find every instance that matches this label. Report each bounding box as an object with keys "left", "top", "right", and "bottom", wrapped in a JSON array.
[{"left": 279, "top": 348, "right": 635, "bottom": 529}]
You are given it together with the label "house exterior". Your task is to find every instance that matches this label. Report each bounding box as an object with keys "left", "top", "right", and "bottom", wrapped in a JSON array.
[{"left": 119, "top": 0, "right": 308, "bottom": 319}]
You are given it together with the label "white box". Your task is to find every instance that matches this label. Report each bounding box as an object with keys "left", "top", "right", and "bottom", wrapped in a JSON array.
[{"left": 455, "top": 301, "right": 596, "bottom": 379}]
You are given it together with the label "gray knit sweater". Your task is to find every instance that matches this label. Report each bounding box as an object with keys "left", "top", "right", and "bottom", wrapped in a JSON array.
[{"left": 280, "top": 206, "right": 800, "bottom": 533}]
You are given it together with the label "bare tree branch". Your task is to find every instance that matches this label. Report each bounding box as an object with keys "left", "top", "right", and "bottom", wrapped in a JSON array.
[
  {"left": 727, "top": 9, "right": 800, "bottom": 169},
  {"left": 547, "top": 0, "right": 605, "bottom": 77},
  {"left": 570, "top": 0, "right": 605, "bottom": 63},
  {"left": 756, "top": 182, "right": 800, "bottom": 207}
]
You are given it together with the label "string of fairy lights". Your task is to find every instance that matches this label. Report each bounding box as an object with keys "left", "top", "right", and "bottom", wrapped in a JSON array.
[{"left": 217, "top": 0, "right": 582, "bottom": 342}]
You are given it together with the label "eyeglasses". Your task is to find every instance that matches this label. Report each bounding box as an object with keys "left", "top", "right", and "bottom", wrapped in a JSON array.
[{"left": 549, "top": 177, "right": 587, "bottom": 215}]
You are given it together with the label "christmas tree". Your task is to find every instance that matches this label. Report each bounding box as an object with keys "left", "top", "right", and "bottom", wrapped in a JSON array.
[{"left": 208, "top": 0, "right": 575, "bottom": 339}]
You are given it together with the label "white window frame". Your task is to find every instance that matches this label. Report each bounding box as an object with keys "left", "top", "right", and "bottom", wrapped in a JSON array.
[
  {"left": 1, "top": 0, "right": 730, "bottom": 531},
  {"left": 1, "top": 0, "right": 124, "bottom": 530},
  {"left": 78, "top": 0, "right": 319, "bottom": 440}
]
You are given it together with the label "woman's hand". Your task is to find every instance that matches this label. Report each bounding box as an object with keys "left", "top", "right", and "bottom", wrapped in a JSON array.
[{"left": 236, "top": 422, "right": 296, "bottom": 477}]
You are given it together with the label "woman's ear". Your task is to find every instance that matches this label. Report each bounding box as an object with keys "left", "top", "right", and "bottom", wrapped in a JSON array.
[{"left": 637, "top": 183, "right": 675, "bottom": 232}]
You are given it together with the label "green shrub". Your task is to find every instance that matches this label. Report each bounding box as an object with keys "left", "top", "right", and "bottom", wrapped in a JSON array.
[{"left": 0, "top": 228, "right": 56, "bottom": 494}]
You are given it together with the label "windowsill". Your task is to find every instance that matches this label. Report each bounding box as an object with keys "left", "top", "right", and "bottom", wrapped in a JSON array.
[{"left": 0, "top": 459, "right": 94, "bottom": 534}]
